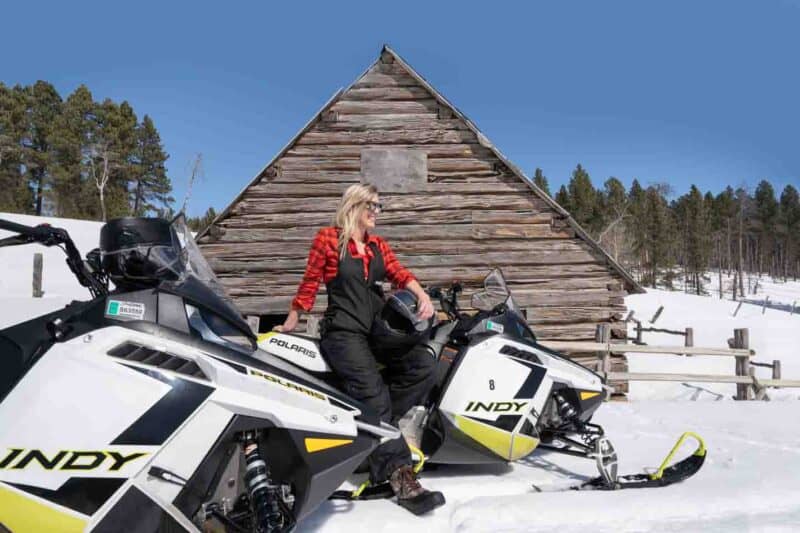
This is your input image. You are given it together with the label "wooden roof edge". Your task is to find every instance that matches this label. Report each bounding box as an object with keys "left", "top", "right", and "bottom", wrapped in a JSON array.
[
  {"left": 196, "top": 88, "right": 344, "bottom": 241},
  {"left": 382, "top": 45, "right": 645, "bottom": 294}
]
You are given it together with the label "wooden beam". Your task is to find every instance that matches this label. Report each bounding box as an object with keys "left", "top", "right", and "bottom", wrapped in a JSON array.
[
  {"left": 606, "top": 372, "right": 800, "bottom": 388},
  {"left": 539, "top": 341, "right": 753, "bottom": 357}
]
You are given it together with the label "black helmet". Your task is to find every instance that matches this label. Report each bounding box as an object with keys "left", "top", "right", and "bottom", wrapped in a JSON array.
[
  {"left": 371, "top": 289, "right": 432, "bottom": 348},
  {"left": 100, "top": 217, "right": 184, "bottom": 290}
]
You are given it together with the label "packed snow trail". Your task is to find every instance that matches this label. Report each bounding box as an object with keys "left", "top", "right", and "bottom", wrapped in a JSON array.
[{"left": 302, "top": 401, "right": 800, "bottom": 532}]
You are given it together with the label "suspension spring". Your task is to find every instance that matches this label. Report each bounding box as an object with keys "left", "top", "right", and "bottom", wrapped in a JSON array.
[{"left": 242, "top": 433, "right": 283, "bottom": 532}]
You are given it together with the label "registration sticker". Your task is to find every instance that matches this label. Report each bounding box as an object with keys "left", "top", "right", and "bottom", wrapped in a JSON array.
[
  {"left": 486, "top": 320, "right": 504, "bottom": 334},
  {"left": 106, "top": 300, "right": 146, "bottom": 320}
]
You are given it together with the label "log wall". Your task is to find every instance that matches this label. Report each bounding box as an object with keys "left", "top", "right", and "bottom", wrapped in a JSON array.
[{"left": 198, "top": 55, "right": 630, "bottom": 344}]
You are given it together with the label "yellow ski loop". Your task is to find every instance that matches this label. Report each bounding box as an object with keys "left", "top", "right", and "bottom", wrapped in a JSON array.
[
  {"left": 650, "top": 431, "right": 706, "bottom": 481},
  {"left": 350, "top": 444, "right": 426, "bottom": 498}
]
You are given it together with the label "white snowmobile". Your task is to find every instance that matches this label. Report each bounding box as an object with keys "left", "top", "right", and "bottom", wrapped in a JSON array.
[
  {"left": 0, "top": 216, "right": 400, "bottom": 532},
  {"left": 261, "top": 269, "right": 707, "bottom": 499}
]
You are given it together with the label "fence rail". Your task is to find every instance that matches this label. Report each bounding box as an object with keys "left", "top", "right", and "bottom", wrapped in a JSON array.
[
  {"left": 539, "top": 326, "right": 798, "bottom": 401},
  {"left": 541, "top": 341, "right": 752, "bottom": 358}
]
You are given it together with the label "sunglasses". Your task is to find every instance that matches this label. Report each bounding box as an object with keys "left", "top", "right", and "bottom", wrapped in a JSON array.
[{"left": 364, "top": 201, "right": 383, "bottom": 214}]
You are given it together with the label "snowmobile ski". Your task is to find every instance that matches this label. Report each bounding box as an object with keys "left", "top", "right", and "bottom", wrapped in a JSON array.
[{"left": 534, "top": 432, "right": 706, "bottom": 492}]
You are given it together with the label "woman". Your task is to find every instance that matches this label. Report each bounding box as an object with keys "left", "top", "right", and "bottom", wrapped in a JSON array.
[{"left": 276, "top": 183, "right": 445, "bottom": 515}]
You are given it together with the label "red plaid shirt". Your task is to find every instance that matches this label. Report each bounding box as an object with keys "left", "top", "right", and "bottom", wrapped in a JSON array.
[{"left": 291, "top": 227, "right": 416, "bottom": 312}]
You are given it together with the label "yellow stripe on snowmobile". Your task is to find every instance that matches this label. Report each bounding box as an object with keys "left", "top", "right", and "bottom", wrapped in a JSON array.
[
  {"left": 651, "top": 431, "right": 707, "bottom": 480},
  {"left": 0, "top": 482, "right": 87, "bottom": 533},
  {"left": 257, "top": 332, "right": 277, "bottom": 343},
  {"left": 580, "top": 391, "right": 601, "bottom": 401},
  {"left": 454, "top": 415, "right": 539, "bottom": 461},
  {"left": 304, "top": 437, "right": 353, "bottom": 453}
]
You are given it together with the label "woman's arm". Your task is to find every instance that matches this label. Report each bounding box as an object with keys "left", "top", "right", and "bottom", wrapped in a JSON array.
[
  {"left": 379, "top": 239, "right": 434, "bottom": 320},
  {"left": 275, "top": 229, "right": 330, "bottom": 332}
]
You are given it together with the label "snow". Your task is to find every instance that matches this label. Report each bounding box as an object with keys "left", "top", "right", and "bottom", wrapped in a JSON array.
[
  {"left": 305, "top": 401, "right": 800, "bottom": 532},
  {"left": 2, "top": 213, "right": 800, "bottom": 532},
  {"left": 625, "top": 288, "right": 800, "bottom": 401}
]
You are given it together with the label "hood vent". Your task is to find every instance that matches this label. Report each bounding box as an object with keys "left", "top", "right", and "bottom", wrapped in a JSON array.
[{"left": 108, "top": 342, "right": 207, "bottom": 380}]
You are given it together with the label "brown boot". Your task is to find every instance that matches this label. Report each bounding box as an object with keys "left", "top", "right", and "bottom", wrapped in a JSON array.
[{"left": 389, "top": 465, "right": 445, "bottom": 515}]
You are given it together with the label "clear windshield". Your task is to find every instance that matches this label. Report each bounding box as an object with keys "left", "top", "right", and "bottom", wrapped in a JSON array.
[
  {"left": 471, "top": 268, "right": 523, "bottom": 316},
  {"left": 103, "top": 214, "right": 253, "bottom": 350}
]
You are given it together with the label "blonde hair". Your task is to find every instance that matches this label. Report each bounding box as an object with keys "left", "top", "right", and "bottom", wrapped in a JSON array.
[{"left": 333, "top": 183, "right": 379, "bottom": 259}]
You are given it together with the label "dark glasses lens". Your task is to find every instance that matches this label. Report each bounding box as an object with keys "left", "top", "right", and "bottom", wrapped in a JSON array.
[{"left": 366, "top": 201, "right": 383, "bottom": 213}]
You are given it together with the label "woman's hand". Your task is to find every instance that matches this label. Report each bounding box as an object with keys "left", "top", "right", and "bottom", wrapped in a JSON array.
[
  {"left": 416, "top": 293, "right": 434, "bottom": 320},
  {"left": 274, "top": 310, "right": 299, "bottom": 332}
]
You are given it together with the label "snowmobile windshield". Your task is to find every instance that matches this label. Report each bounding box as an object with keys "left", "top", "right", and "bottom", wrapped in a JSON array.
[
  {"left": 471, "top": 269, "right": 524, "bottom": 318},
  {"left": 104, "top": 215, "right": 256, "bottom": 350}
]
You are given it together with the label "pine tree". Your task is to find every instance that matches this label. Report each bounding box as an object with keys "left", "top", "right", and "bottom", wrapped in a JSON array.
[
  {"left": 597, "top": 177, "right": 628, "bottom": 259},
  {"left": 627, "top": 179, "right": 647, "bottom": 281},
  {"left": 555, "top": 185, "right": 570, "bottom": 211},
  {"left": 641, "top": 186, "right": 671, "bottom": 288},
  {"left": 87, "top": 99, "right": 138, "bottom": 220},
  {"left": 131, "top": 115, "right": 172, "bottom": 215},
  {"left": 23, "top": 81, "right": 62, "bottom": 215},
  {"left": 0, "top": 83, "right": 31, "bottom": 212},
  {"left": 532, "top": 167, "right": 550, "bottom": 196},
  {"left": 714, "top": 187, "right": 737, "bottom": 276},
  {"left": 779, "top": 185, "right": 800, "bottom": 280},
  {"left": 187, "top": 207, "right": 218, "bottom": 232},
  {"left": 684, "top": 185, "right": 711, "bottom": 294},
  {"left": 51, "top": 85, "right": 95, "bottom": 218},
  {"left": 566, "top": 164, "right": 600, "bottom": 234},
  {"left": 754, "top": 180, "right": 779, "bottom": 275}
]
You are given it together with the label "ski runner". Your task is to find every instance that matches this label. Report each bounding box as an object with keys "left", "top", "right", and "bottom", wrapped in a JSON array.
[{"left": 276, "top": 183, "right": 446, "bottom": 515}]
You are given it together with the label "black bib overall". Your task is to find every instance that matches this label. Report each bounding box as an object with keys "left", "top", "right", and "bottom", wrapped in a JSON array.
[{"left": 319, "top": 240, "right": 435, "bottom": 483}]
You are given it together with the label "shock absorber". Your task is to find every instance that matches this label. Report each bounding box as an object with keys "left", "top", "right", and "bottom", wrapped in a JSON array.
[
  {"left": 553, "top": 392, "right": 578, "bottom": 422},
  {"left": 242, "top": 432, "right": 283, "bottom": 532}
]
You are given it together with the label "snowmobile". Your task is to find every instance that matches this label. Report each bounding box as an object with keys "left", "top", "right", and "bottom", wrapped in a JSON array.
[
  {"left": 260, "top": 269, "right": 707, "bottom": 498},
  {"left": 0, "top": 216, "right": 400, "bottom": 533}
]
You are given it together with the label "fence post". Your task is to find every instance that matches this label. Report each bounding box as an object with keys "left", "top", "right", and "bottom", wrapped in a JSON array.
[
  {"left": 733, "top": 328, "right": 751, "bottom": 400},
  {"left": 684, "top": 327, "right": 694, "bottom": 348},
  {"left": 649, "top": 306, "right": 664, "bottom": 324},
  {"left": 762, "top": 296, "right": 769, "bottom": 315},
  {"left": 772, "top": 360, "right": 781, "bottom": 380},
  {"left": 595, "top": 324, "right": 611, "bottom": 376},
  {"left": 32, "top": 252, "right": 43, "bottom": 298},
  {"left": 635, "top": 321, "right": 643, "bottom": 344}
]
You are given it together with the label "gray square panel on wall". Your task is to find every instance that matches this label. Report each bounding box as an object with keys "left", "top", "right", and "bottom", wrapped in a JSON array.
[{"left": 360, "top": 149, "right": 427, "bottom": 193}]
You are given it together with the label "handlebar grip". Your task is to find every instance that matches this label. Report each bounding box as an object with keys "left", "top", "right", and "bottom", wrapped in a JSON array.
[{"left": 0, "top": 218, "right": 38, "bottom": 236}]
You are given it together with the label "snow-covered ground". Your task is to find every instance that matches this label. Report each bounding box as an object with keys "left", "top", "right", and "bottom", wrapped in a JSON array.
[
  {"left": 2, "top": 213, "right": 800, "bottom": 532},
  {"left": 305, "top": 401, "right": 800, "bottom": 532},
  {"left": 626, "top": 288, "right": 800, "bottom": 401}
]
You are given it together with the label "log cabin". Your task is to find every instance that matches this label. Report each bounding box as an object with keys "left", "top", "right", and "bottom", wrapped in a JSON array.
[{"left": 197, "top": 45, "right": 644, "bottom": 379}]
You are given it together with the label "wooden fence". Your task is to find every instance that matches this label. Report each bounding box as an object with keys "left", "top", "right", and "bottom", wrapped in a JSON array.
[{"left": 541, "top": 326, "right": 800, "bottom": 401}]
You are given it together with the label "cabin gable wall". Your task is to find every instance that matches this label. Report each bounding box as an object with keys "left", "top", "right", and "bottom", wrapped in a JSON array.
[{"left": 199, "top": 60, "right": 628, "bottom": 342}]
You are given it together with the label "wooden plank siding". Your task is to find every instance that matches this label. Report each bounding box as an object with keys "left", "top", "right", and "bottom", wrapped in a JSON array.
[{"left": 198, "top": 50, "right": 633, "bottom": 353}]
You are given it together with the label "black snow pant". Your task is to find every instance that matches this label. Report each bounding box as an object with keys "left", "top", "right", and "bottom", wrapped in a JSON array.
[{"left": 320, "top": 329, "right": 437, "bottom": 483}]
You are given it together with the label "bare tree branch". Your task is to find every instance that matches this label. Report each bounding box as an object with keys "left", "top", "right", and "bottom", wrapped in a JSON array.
[
  {"left": 181, "top": 153, "right": 203, "bottom": 215},
  {"left": 87, "top": 143, "right": 111, "bottom": 221}
]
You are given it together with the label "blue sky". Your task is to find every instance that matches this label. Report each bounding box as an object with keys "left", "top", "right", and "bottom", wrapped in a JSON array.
[{"left": 1, "top": 0, "right": 798, "bottom": 216}]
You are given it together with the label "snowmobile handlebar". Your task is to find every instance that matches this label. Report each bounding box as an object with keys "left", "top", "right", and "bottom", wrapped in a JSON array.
[
  {"left": 0, "top": 218, "right": 108, "bottom": 298},
  {"left": 427, "top": 282, "right": 463, "bottom": 319}
]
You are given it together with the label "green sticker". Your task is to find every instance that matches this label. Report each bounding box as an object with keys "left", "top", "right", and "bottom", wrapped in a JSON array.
[
  {"left": 106, "top": 300, "right": 146, "bottom": 320},
  {"left": 486, "top": 320, "right": 504, "bottom": 334}
]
